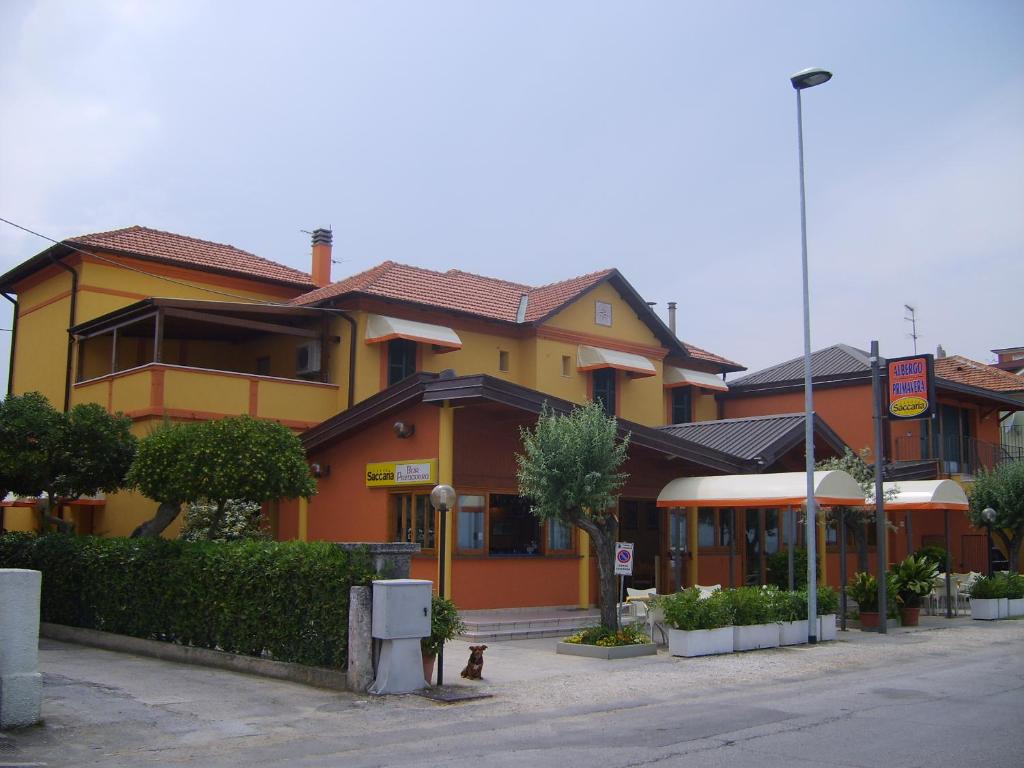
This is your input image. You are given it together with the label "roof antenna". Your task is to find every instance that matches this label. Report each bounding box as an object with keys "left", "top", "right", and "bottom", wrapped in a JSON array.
[
  {"left": 301, "top": 227, "right": 345, "bottom": 265},
  {"left": 904, "top": 304, "right": 920, "bottom": 354}
]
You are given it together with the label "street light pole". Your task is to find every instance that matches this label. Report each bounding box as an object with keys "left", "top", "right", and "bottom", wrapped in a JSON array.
[
  {"left": 983, "top": 507, "right": 997, "bottom": 576},
  {"left": 430, "top": 484, "right": 456, "bottom": 687},
  {"left": 790, "top": 66, "right": 832, "bottom": 644}
]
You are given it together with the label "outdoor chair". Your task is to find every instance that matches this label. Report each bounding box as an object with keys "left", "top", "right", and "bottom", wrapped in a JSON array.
[{"left": 696, "top": 584, "right": 721, "bottom": 599}]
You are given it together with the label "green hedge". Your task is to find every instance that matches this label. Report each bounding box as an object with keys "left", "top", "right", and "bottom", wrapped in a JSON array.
[{"left": 0, "top": 533, "right": 376, "bottom": 669}]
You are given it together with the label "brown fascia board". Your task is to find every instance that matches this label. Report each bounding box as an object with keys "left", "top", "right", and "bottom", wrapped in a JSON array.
[
  {"left": 935, "top": 379, "right": 1024, "bottom": 409},
  {"left": 420, "top": 373, "right": 746, "bottom": 473},
  {"left": 301, "top": 372, "right": 437, "bottom": 451},
  {"left": 70, "top": 297, "right": 321, "bottom": 337},
  {"left": 720, "top": 370, "right": 872, "bottom": 397}
]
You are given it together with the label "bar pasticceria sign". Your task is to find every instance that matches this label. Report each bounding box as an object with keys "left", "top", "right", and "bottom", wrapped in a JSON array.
[{"left": 365, "top": 459, "right": 438, "bottom": 487}]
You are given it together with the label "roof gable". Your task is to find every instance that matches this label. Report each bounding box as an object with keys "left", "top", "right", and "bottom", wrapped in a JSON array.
[
  {"left": 730, "top": 344, "right": 871, "bottom": 388},
  {"left": 935, "top": 355, "right": 1024, "bottom": 393}
]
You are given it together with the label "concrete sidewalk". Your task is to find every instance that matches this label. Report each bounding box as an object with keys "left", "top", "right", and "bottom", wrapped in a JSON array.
[{"left": 1, "top": 616, "right": 1019, "bottom": 767}]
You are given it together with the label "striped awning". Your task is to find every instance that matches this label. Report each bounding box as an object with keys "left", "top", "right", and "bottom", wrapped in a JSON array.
[
  {"left": 664, "top": 366, "right": 729, "bottom": 392},
  {"left": 577, "top": 345, "right": 656, "bottom": 378},
  {"left": 365, "top": 314, "right": 462, "bottom": 350}
]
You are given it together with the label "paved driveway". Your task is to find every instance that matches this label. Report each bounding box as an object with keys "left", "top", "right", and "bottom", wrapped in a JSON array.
[{"left": 3, "top": 618, "right": 1022, "bottom": 767}]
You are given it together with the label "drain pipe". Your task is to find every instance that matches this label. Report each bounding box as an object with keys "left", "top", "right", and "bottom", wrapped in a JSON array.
[
  {"left": 49, "top": 255, "right": 78, "bottom": 412},
  {"left": 330, "top": 307, "right": 357, "bottom": 409},
  {"left": 1, "top": 292, "right": 18, "bottom": 396}
]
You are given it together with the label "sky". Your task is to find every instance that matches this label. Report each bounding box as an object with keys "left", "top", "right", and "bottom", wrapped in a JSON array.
[{"left": 0, "top": 0, "right": 1021, "bottom": 390}]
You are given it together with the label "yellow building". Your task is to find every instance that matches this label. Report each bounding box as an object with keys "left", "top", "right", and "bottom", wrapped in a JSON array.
[{"left": 2, "top": 224, "right": 851, "bottom": 607}]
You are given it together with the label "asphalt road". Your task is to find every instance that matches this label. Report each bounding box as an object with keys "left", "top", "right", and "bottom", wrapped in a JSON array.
[{"left": 3, "top": 620, "right": 1022, "bottom": 767}]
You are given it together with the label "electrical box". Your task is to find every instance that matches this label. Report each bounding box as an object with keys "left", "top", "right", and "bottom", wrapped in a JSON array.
[{"left": 371, "top": 579, "right": 432, "bottom": 640}]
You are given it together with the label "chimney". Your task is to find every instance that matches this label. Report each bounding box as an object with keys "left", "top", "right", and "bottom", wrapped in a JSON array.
[
  {"left": 311, "top": 228, "right": 332, "bottom": 287},
  {"left": 667, "top": 301, "right": 677, "bottom": 335},
  {"left": 936, "top": 344, "right": 946, "bottom": 359}
]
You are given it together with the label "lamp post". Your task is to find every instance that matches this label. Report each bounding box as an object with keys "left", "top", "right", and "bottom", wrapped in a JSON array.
[
  {"left": 982, "top": 507, "right": 996, "bottom": 576},
  {"left": 430, "top": 483, "right": 456, "bottom": 686},
  {"left": 790, "top": 66, "right": 832, "bottom": 643}
]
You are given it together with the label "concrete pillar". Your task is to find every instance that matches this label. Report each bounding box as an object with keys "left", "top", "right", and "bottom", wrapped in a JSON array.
[
  {"left": 0, "top": 569, "right": 42, "bottom": 728},
  {"left": 347, "top": 585, "right": 374, "bottom": 692}
]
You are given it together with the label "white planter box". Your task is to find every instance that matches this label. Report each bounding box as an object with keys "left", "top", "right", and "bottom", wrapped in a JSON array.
[
  {"left": 555, "top": 642, "right": 657, "bottom": 659},
  {"left": 817, "top": 614, "right": 837, "bottom": 642},
  {"left": 971, "top": 598, "right": 1001, "bottom": 620},
  {"left": 1008, "top": 598, "right": 1024, "bottom": 618},
  {"left": 733, "top": 623, "right": 780, "bottom": 652},
  {"left": 998, "top": 597, "right": 1010, "bottom": 618},
  {"left": 778, "top": 620, "right": 808, "bottom": 646},
  {"left": 668, "top": 627, "right": 734, "bottom": 658}
]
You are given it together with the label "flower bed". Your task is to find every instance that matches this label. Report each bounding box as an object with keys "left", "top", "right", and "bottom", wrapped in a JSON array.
[{"left": 558, "top": 625, "right": 656, "bottom": 659}]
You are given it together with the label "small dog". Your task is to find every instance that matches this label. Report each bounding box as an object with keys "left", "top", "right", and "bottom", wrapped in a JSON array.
[{"left": 460, "top": 644, "right": 487, "bottom": 680}]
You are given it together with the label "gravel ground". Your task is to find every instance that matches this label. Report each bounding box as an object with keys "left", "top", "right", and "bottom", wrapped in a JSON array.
[{"left": 440, "top": 616, "right": 1024, "bottom": 714}]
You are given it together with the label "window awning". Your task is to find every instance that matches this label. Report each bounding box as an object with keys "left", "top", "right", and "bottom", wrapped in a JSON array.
[
  {"left": 664, "top": 366, "right": 729, "bottom": 392},
  {"left": 577, "top": 345, "right": 656, "bottom": 378},
  {"left": 364, "top": 314, "right": 462, "bottom": 350},
  {"left": 873, "top": 480, "right": 969, "bottom": 510},
  {"left": 656, "top": 470, "right": 864, "bottom": 508}
]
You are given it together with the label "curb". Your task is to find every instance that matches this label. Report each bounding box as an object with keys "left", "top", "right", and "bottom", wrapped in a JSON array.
[{"left": 40, "top": 623, "right": 350, "bottom": 691}]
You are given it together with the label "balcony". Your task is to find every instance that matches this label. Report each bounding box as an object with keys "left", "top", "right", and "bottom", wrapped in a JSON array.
[
  {"left": 72, "top": 363, "right": 340, "bottom": 429},
  {"left": 894, "top": 433, "right": 1024, "bottom": 478}
]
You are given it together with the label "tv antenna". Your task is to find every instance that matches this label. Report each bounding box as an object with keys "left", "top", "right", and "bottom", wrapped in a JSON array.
[{"left": 904, "top": 304, "right": 920, "bottom": 354}]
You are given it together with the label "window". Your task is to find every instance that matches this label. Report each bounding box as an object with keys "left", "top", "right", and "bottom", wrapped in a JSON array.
[
  {"left": 498, "top": 350, "right": 510, "bottom": 372},
  {"left": 457, "top": 494, "right": 486, "bottom": 552},
  {"left": 488, "top": 493, "right": 540, "bottom": 555},
  {"left": 387, "top": 339, "right": 417, "bottom": 386},
  {"left": 671, "top": 387, "right": 692, "bottom": 424},
  {"left": 668, "top": 509, "right": 687, "bottom": 552},
  {"left": 561, "top": 355, "right": 571, "bottom": 377},
  {"left": 547, "top": 519, "right": 572, "bottom": 551},
  {"left": 255, "top": 356, "right": 271, "bottom": 376},
  {"left": 698, "top": 508, "right": 716, "bottom": 547},
  {"left": 592, "top": 369, "right": 616, "bottom": 416},
  {"left": 393, "top": 493, "right": 434, "bottom": 550}
]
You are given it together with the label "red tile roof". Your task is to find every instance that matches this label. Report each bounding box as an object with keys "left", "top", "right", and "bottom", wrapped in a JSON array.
[
  {"left": 682, "top": 342, "right": 743, "bottom": 370},
  {"left": 68, "top": 226, "right": 315, "bottom": 288},
  {"left": 936, "top": 355, "right": 1024, "bottom": 393},
  {"left": 292, "top": 260, "right": 612, "bottom": 323}
]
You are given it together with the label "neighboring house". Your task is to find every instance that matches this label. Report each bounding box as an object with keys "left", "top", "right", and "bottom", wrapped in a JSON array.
[
  {"left": 990, "top": 345, "right": 1024, "bottom": 459},
  {"left": 0, "top": 223, "right": 855, "bottom": 608},
  {"left": 719, "top": 344, "right": 1024, "bottom": 574}
]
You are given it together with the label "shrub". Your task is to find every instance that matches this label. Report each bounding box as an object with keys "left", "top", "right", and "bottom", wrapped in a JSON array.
[
  {"left": 773, "top": 590, "right": 806, "bottom": 622},
  {"left": 888, "top": 555, "right": 939, "bottom": 608},
  {"left": 0, "top": 533, "right": 376, "bottom": 668},
  {"left": 659, "top": 587, "right": 733, "bottom": 631},
  {"left": 847, "top": 572, "right": 879, "bottom": 611},
  {"left": 725, "top": 586, "right": 776, "bottom": 626},
  {"left": 914, "top": 545, "right": 949, "bottom": 571},
  {"left": 766, "top": 548, "right": 820, "bottom": 590},
  {"left": 997, "top": 572, "right": 1024, "bottom": 600},
  {"left": 816, "top": 586, "right": 840, "bottom": 615},
  {"left": 179, "top": 499, "right": 268, "bottom": 542},
  {"left": 969, "top": 575, "right": 1009, "bottom": 600}
]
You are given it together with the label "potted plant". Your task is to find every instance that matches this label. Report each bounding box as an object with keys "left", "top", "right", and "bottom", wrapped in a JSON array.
[
  {"left": 727, "top": 586, "right": 781, "bottom": 651},
  {"left": 421, "top": 595, "right": 465, "bottom": 684},
  {"left": 815, "top": 586, "right": 839, "bottom": 641},
  {"left": 969, "top": 575, "right": 1008, "bottom": 621},
  {"left": 847, "top": 572, "right": 881, "bottom": 630},
  {"left": 889, "top": 554, "right": 938, "bottom": 627},
  {"left": 662, "top": 587, "right": 735, "bottom": 657},
  {"left": 774, "top": 590, "right": 808, "bottom": 647},
  {"left": 1001, "top": 572, "right": 1024, "bottom": 617}
]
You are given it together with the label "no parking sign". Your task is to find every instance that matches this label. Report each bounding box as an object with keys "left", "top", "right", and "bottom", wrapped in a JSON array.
[{"left": 614, "top": 542, "right": 634, "bottom": 576}]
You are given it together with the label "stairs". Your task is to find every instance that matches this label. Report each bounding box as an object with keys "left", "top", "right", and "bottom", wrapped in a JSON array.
[{"left": 458, "top": 607, "right": 602, "bottom": 642}]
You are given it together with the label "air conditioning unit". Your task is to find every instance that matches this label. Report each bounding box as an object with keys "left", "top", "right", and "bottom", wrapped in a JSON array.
[{"left": 296, "top": 341, "right": 322, "bottom": 375}]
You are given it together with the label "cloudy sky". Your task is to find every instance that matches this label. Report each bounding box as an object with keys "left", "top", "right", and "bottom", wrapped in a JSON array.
[{"left": 0, "top": 1, "right": 1021, "bottom": 389}]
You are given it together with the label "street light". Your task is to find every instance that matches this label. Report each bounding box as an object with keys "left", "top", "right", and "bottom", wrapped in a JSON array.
[
  {"left": 430, "top": 483, "right": 456, "bottom": 685},
  {"left": 982, "top": 507, "right": 997, "bottom": 576},
  {"left": 790, "top": 66, "right": 832, "bottom": 643}
]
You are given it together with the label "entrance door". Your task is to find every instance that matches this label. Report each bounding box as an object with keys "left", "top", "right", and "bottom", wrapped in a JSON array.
[
  {"left": 619, "top": 499, "right": 659, "bottom": 590},
  {"left": 743, "top": 508, "right": 782, "bottom": 586},
  {"left": 961, "top": 534, "right": 987, "bottom": 573}
]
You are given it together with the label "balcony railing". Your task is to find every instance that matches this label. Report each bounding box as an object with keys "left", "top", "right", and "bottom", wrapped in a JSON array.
[{"left": 895, "top": 433, "right": 1024, "bottom": 477}]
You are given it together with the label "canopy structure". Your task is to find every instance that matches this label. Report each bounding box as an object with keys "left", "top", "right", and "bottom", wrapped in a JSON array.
[
  {"left": 664, "top": 366, "right": 729, "bottom": 392},
  {"left": 656, "top": 470, "right": 864, "bottom": 508},
  {"left": 576, "top": 345, "right": 656, "bottom": 378},
  {"left": 364, "top": 314, "right": 462, "bottom": 350},
  {"left": 875, "top": 480, "right": 968, "bottom": 510}
]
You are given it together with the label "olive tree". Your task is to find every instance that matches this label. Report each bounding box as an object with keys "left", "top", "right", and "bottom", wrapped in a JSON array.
[
  {"left": 128, "top": 415, "right": 317, "bottom": 539},
  {"left": 0, "top": 392, "right": 137, "bottom": 531},
  {"left": 517, "top": 402, "right": 629, "bottom": 630},
  {"left": 967, "top": 460, "right": 1024, "bottom": 572}
]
